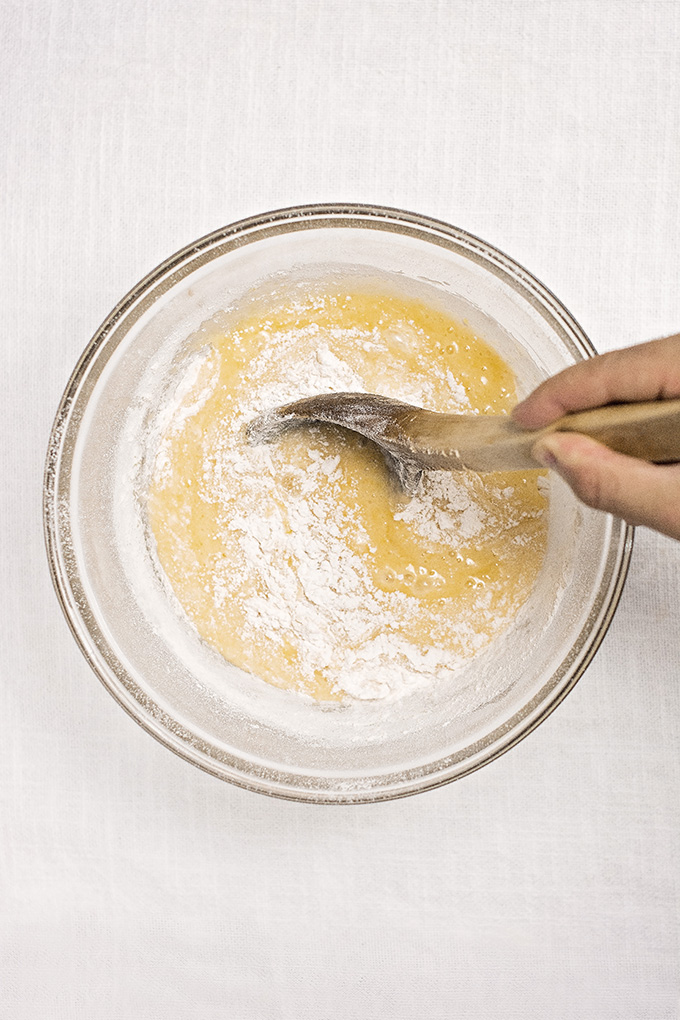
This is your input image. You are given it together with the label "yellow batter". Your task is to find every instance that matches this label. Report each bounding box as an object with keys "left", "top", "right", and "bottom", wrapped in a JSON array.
[{"left": 148, "top": 278, "right": 548, "bottom": 701}]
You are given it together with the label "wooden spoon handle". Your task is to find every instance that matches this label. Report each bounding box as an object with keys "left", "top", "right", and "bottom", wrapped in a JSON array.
[
  {"left": 434, "top": 397, "right": 680, "bottom": 472},
  {"left": 546, "top": 397, "right": 680, "bottom": 462}
]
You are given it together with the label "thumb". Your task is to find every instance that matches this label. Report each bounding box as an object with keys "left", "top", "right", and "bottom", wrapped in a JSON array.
[{"left": 532, "top": 432, "right": 680, "bottom": 535}]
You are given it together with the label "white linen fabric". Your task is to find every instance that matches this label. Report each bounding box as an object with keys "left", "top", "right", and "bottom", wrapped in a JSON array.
[{"left": 1, "top": 1, "right": 679, "bottom": 1016}]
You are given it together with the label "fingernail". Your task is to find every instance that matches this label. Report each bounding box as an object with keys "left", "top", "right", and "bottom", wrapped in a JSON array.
[{"left": 532, "top": 440, "right": 559, "bottom": 469}]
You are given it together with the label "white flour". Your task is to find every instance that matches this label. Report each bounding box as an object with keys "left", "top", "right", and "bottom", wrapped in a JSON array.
[
  {"left": 151, "top": 332, "right": 528, "bottom": 700},
  {"left": 148, "top": 295, "right": 547, "bottom": 703},
  {"left": 218, "top": 450, "right": 490, "bottom": 700}
]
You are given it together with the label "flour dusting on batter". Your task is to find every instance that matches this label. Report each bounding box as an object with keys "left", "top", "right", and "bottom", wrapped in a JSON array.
[{"left": 147, "top": 280, "right": 548, "bottom": 701}]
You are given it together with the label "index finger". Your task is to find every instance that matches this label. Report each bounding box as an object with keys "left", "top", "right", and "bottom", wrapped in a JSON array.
[{"left": 512, "top": 334, "right": 680, "bottom": 429}]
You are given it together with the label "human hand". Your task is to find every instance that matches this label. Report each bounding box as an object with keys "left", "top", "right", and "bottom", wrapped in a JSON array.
[{"left": 511, "top": 334, "right": 680, "bottom": 540}]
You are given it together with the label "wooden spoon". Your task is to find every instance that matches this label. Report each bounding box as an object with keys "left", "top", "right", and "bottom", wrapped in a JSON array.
[{"left": 247, "top": 392, "right": 680, "bottom": 493}]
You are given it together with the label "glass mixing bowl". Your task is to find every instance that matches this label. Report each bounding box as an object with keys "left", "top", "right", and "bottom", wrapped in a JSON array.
[{"left": 44, "top": 204, "right": 632, "bottom": 803}]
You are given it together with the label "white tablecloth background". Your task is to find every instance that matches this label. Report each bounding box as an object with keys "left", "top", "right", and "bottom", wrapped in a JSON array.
[{"left": 2, "top": 2, "right": 679, "bottom": 1016}]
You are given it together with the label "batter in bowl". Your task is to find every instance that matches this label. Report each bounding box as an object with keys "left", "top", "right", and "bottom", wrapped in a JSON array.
[{"left": 147, "top": 277, "right": 548, "bottom": 701}]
